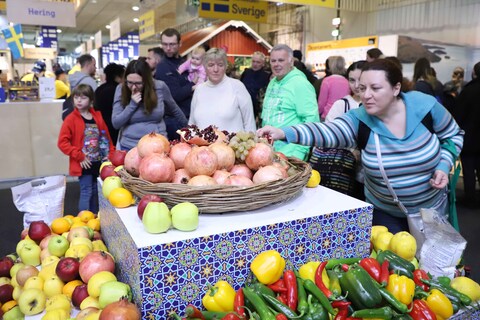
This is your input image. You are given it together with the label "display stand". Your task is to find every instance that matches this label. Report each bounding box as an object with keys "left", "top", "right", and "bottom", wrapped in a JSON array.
[{"left": 99, "top": 184, "right": 373, "bottom": 318}]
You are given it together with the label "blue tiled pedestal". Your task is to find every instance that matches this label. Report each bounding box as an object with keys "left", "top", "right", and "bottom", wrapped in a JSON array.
[{"left": 99, "top": 185, "right": 373, "bottom": 318}]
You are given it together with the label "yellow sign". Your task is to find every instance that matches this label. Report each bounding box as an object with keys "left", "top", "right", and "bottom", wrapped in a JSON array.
[
  {"left": 307, "top": 36, "right": 378, "bottom": 51},
  {"left": 265, "top": 0, "right": 335, "bottom": 8},
  {"left": 24, "top": 47, "right": 57, "bottom": 60},
  {"left": 0, "top": 0, "right": 5, "bottom": 11},
  {"left": 199, "top": 0, "right": 268, "bottom": 23},
  {"left": 139, "top": 10, "right": 155, "bottom": 41}
]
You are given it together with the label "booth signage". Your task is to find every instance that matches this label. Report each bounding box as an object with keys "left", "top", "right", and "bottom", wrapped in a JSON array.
[
  {"left": 39, "top": 77, "right": 55, "bottom": 100},
  {"left": 24, "top": 47, "right": 57, "bottom": 60},
  {"left": 264, "top": 0, "right": 335, "bottom": 7},
  {"left": 139, "top": 10, "right": 155, "bottom": 41},
  {"left": 6, "top": 0, "right": 76, "bottom": 28},
  {"left": 109, "top": 17, "right": 121, "bottom": 42},
  {"left": 95, "top": 31, "right": 102, "bottom": 49},
  {"left": 199, "top": 0, "right": 268, "bottom": 23}
]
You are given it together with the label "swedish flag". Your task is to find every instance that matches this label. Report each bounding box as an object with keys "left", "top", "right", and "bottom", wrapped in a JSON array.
[{"left": 1, "top": 24, "right": 24, "bottom": 59}]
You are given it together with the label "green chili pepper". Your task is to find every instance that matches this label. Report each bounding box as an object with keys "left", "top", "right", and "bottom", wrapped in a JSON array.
[
  {"left": 351, "top": 306, "right": 394, "bottom": 319},
  {"left": 296, "top": 277, "right": 308, "bottom": 318},
  {"left": 377, "top": 285, "right": 409, "bottom": 314},
  {"left": 307, "top": 295, "right": 328, "bottom": 320},
  {"left": 302, "top": 279, "right": 336, "bottom": 315},
  {"left": 251, "top": 282, "right": 277, "bottom": 298},
  {"left": 392, "top": 314, "right": 413, "bottom": 320},
  {"left": 261, "top": 293, "right": 299, "bottom": 319},
  {"left": 326, "top": 269, "right": 342, "bottom": 297},
  {"left": 200, "top": 310, "right": 231, "bottom": 319},
  {"left": 421, "top": 278, "right": 472, "bottom": 306},
  {"left": 376, "top": 250, "right": 414, "bottom": 279},
  {"left": 325, "top": 258, "right": 361, "bottom": 269},
  {"left": 243, "top": 286, "right": 276, "bottom": 320}
]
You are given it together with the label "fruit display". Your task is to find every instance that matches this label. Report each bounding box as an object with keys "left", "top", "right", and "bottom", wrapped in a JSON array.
[
  {"left": 0, "top": 212, "right": 140, "bottom": 319},
  {"left": 169, "top": 248, "right": 480, "bottom": 320}
]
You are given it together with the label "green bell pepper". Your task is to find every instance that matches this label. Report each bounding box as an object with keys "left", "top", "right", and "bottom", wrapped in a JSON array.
[{"left": 338, "top": 265, "right": 383, "bottom": 310}]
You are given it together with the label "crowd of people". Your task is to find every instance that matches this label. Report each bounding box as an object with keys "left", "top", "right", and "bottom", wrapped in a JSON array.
[{"left": 52, "top": 27, "right": 478, "bottom": 233}]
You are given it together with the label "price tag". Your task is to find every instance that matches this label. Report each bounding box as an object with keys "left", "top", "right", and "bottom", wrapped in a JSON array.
[{"left": 39, "top": 77, "right": 55, "bottom": 100}]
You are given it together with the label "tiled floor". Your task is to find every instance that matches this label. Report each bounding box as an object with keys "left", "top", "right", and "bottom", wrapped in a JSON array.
[{"left": 1, "top": 179, "right": 478, "bottom": 282}]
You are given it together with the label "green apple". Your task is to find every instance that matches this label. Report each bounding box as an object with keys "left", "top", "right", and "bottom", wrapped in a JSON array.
[
  {"left": 9, "top": 262, "right": 25, "bottom": 278},
  {"left": 18, "top": 288, "right": 47, "bottom": 316},
  {"left": 80, "top": 296, "right": 100, "bottom": 310},
  {"left": 12, "top": 285, "right": 23, "bottom": 301},
  {"left": 142, "top": 202, "right": 171, "bottom": 233},
  {"left": 45, "top": 293, "right": 71, "bottom": 313},
  {"left": 98, "top": 280, "right": 132, "bottom": 309},
  {"left": 48, "top": 235, "right": 70, "bottom": 257},
  {"left": 67, "top": 227, "right": 90, "bottom": 242},
  {"left": 87, "top": 270, "right": 117, "bottom": 298},
  {"left": 43, "top": 275, "right": 65, "bottom": 297},
  {"left": 24, "top": 276, "right": 44, "bottom": 290},
  {"left": 3, "top": 306, "right": 24, "bottom": 320},
  {"left": 83, "top": 226, "right": 95, "bottom": 240},
  {"left": 171, "top": 202, "right": 199, "bottom": 231},
  {"left": 102, "top": 176, "right": 123, "bottom": 198},
  {"left": 18, "top": 242, "right": 41, "bottom": 266},
  {"left": 0, "top": 276, "right": 10, "bottom": 286},
  {"left": 16, "top": 238, "right": 36, "bottom": 256}
]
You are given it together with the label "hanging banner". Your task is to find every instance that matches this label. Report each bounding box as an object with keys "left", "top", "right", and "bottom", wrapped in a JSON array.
[
  {"left": 109, "top": 17, "right": 121, "bottom": 42},
  {"left": 199, "top": 0, "right": 268, "bottom": 23},
  {"left": 6, "top": 0, "right": 76, "bottom": 28},
  {"left": 39, "top": 26, "right": 57, "bottom": 49},
  {"left": 24, "top": 47, "right": 57, "bottom": 60},
  {"left": 95, "top": 31, "right": 102, "bottom": 49},
  {"left": 139, "top": 10, "right": 155, "bottom": 41},
  {"left": 264, "top": 0, "right": 335, "bottom": 7},
  {"left": 1, "top": 24, "right": 24, "bottom": 59}
]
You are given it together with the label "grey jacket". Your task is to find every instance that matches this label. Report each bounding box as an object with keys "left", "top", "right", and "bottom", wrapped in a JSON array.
[
  {"left": 112, "top": 80, "right": 187, "bottom": 150},
  {"left": 69, "top": 71, "right": 98, "bottom": 91}
]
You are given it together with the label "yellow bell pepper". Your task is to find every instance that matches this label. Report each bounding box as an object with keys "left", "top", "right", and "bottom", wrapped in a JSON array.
[
  {"left": 202, "top": 280, "right": 236, "bottom": 312},
  {"left": 250, "top": 250, "right": 286, "bottom": 285},
  {"left": 386, "top": 274, "right": 415, "bottom": 305},
  {"left": 424, "top": 288, "right": 454, "bottom": 320},
  {"left": 298, "top": 261, "right": 329, "bottom": 286}
]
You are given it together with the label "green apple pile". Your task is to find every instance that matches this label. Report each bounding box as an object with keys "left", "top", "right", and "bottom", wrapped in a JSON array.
[
  {"left": 142, "top": 201, "right": 200, "bottom": 234},
  {"left": 0, "top": 210, "right": 140, "bottom": 319}
]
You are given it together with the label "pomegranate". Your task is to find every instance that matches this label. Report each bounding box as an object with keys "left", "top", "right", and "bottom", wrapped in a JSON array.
[
  {"left": 272, "top": 162, "right": 289, "bottom": 178},
  {"left": 209, "top": 143, "right": 235, "bottom": 171},
  {"left": 169, "top": 142, "right": 192, "bottom": 169},
  {"left": 187, "top": 175, "right": 218, "bottom": 186},
  {"left": 139, "top": 153, "right": 175, "bottom": 183},
  {"left": 99, "top": 298, "right": 141, "bottom": 320},
  {"left": 213, "top": 170, "right": 231, "bottom": 185},
  {"left": 79, "top": 251, "right": 115, "bottom": 283},
  {"left": 137, "top": 132, "right": 170, "bottom": 158},
  {"left": 177, "top": 125, "right": 229, "bottom": 146},
  {"left": 245, "top": 142, "right": 274, "bottom": 171},
  {"left": 184, "top": 146, "right": 218, "bottom": 177},
  {"left": 253, "top": 165, "right": 285, "bottom": 184},
  {"left": 225, "top": 174, "right": 254, "bottom": 186},
  {"left": 110, "top": 150, "right": 127, "bottom": 167},
  {"left": 172, "top": 169, "right": 191, "bottom": 184},
  {"left": 124, "top": 147, "right": 142, "bottom": 177},
  {"left": 229, "top": 164, "right": 254, "bottom": 180}
]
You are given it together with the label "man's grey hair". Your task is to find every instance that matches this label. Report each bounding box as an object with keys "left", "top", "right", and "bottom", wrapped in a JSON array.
[{"left": 270, "top": 44, "right": 293, "bottom": 58}]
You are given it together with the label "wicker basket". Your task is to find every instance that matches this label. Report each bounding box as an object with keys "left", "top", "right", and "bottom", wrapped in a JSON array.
[{"left": 118, "top": 158, "right": 312, "bottom": 213}]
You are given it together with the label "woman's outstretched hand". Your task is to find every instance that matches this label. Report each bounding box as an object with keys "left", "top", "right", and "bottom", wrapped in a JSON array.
[
  {"left": 430, "top": 170, "right": 449, "bottom": 189},
  {"left": 256, "top": 126, "right": 286, "bottom": 141}
]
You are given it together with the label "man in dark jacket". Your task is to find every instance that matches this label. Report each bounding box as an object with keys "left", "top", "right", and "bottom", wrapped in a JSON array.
[
  {"left": 453, "top": 61, "right": 480, "bottom": 207},
  {"left": 94, "top": 63, "right": 125, "bottom": 145},
  {"left": 154, "top": 28, "right": 194, "bottom": 140}
]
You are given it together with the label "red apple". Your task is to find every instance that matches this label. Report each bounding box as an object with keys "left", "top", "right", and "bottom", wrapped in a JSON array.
[
  {"left": 72, "top": 283, "right": 89, "bottom": 308},
  {"left": 137, "top": 194, "right": 163, "bottom": 220},
  {"left": 110, "top": 150, "right": 127, "bottom": 167},
  {"left": 39, "top": 234, "right": 55, "bottom": 250},
  {"left": 79, "top": 251, "right": 115, "bottom": 283},
  {"left": 16, "top": 265, "right": 39, "bottom": 286},
  {"left": 0, "top": 283, "right": 14, "bottom": 303},
  {"left": 0, "top": 256, "right": 14, "bottom": 277},
  {"left": 20, "top": 228, "right": 29, "bottom": 240},
  {"left": 28, "top": 221, "right": 51, "bottom": 243},
  {"left": 55, "top": 257, "right": 80, "bottom": 282},
  {"left": 100, "top": 165, "right": 118, "bottom": 181}
]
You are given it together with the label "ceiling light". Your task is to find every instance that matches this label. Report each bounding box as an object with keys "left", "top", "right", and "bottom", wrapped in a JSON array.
[
  {"left": 133, "top": 18, "right": 139, "bottom": 23},
  {"left": 332, "top": 17, "right": 341, "bottom": 26},
  {"left": 106, "top": 25, "right": 111, "bottom": 29},
  {"left": 132, "top": 5, "right": 140, "bottom": 11},
  {"left": 56, "top": 29, "right": 62, "bottom": 33},
  {"left": 90, "top": 36, "right": 94, "bottom": 40},
  {"left": 331, "top": 29, "right": 339, "bottom": 37}
]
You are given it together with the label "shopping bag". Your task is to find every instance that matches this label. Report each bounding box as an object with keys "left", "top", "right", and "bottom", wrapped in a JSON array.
[{"left": 11, "top": 175, "right": 66, "bottom": 229}]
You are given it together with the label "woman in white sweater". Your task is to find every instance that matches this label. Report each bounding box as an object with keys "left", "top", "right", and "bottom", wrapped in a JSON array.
[{"left": 189, "top": 48, "right": 256, "bottom": 133}]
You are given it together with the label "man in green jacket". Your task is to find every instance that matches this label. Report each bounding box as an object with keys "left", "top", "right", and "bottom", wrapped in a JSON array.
[{"left": 261, "top": 44, "right": 320, "bottom": 160}]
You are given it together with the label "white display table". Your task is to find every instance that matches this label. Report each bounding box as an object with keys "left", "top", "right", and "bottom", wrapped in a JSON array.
[
  {"left": 100, "top": 185, "right": 373, "bottom": 318},
  {"left": 0, "top": 100, "right": 68, "bottom": 180}
]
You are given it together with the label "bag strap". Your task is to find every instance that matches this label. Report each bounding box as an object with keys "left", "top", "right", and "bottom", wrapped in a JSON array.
[
  {"left": 342, "top": 98, "right": 350, "bottom": 113},
  {"left": 374, "top": 132, "right": 409, "bottom": 214}
]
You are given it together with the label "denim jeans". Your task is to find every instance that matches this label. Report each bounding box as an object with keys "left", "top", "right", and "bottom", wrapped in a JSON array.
[
  {"left": 372, "top": 208, "right": 409, "bottom": 234},
  {"left": 78, "top": 174, "right": 99, "bottom": 213}
]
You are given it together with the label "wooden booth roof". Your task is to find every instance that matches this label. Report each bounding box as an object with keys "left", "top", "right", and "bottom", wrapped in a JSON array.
[{"left": 180, "top": 20, "right": 272, "bottom": 57}]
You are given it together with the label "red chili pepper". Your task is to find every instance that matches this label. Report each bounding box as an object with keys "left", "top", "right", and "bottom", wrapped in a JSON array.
[
  {"left": 268, "top": 278, "right": 287, "bottom": 293},
  {"left": 284, "top": 270, "right": 298, "bottom": 311},
  {"left": 413, "top": 269, "right": 431, "bottom": 292},
  {"left": 331, "top": 300, "right": 351, "bottom": 309},
  {"left": 221, "top": 313, "right": 243, "bottom": 320},
  {"left": 359, "top": 257, "right": 381, "bottom": 282},
  {"left": 334, "top": 307, "right": 349, "bottom": 320},
  {"left": 185, "top": 304, "right": 206, "bottom": 319},
  {"left": 276, "top": 314, "right": 288, "bottom": 320},
  {"left": 379, "top": 259, "right": 390, "bottom": 286},
  {"left": 341, "top": 264, "right": 350, "bottom": 272},
  {"left": 315, "top": 261, "right": 334, "bottom": 299},
  {"left": 408, "top": 299, "right": 437, "bottom": 320},
  {"left": 234, "top": 288, "right": 245, "bottom": 318},
  {"left": 277, "top": 293, "right": 288, "bottom": 305}
]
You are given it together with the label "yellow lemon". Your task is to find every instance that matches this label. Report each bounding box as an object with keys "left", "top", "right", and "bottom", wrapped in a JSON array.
[
  {"left": 51, "top": 217, "right": 71, "bottom": 234},
  {"left": 62, "top": 279, "right": 84, "bottom": 299},
  {"left": 87, "top": 218, "right": 101, "bottom": 232},
  {"left": 78, "top": 210, "right": 95, "bottom": 223},
  {"left": 306, "top": 169, "right": 321, "bottom": 188},
  {"left": 389, "top": 231, "right": 417, "bottom": 261},
  {"left": 371, "top": 225, "right": 389, "bottom": 242},
  {"left": 373, "top": 231, "right": 394, "bottom": 252},
  {"left": 70, "top": 221, "right": 87, "bottom": 229},
  {"left": 108, "top": 187, "right": 135, "bottom": 208},
  {"left": 450, "top": 276, "right": 480, "bottom": 301}
]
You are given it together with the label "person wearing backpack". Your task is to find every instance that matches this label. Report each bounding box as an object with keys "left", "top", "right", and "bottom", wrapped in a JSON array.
[{"left": 258, "top": 59, "right": 464, "bottom": 234}]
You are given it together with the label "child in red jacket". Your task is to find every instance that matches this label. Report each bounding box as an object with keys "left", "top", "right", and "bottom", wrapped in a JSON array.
[{"left": 58, "top": 84, "right": 114, "bottom": 213}]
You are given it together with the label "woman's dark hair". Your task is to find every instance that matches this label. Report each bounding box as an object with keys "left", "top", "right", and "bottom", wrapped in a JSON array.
[
  {"left": 362, "top": 59, "right": 403, "bottom": 88},
  {"left": 72, "top": 84, "right": 94, "bottom": 103},
  {"left": 366, "top": 48, "right": 383, "bottom": 60},
  {"left": 413, "top": 57, "right": 432, "bottom": 82},
  {"left": 121, "top": 59, "right": 157, "bottom": 114},
  {"left": 384, "top": 56, "right": 403, "bottom": 70},
  {"left": 346, "top": 60, "right": 366, "bottom": 76}
]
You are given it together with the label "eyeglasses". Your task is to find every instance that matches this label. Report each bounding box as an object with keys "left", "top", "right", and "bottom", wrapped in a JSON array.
[
  {"left": 126, "top": 81, "right": 144, "bottom": 87},
  {"left": 161, "top": 42, "right": 178, "bottom": 47}
]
